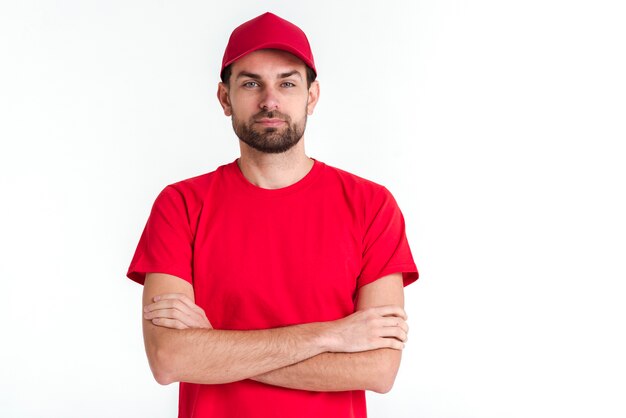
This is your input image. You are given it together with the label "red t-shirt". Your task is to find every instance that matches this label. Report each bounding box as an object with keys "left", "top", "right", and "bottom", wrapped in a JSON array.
[{"left": 127, "top": 158, "right": 419, "bottom": 418}]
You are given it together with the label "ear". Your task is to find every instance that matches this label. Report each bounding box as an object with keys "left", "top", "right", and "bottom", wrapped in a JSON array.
[
  {"left": 306, "top": 80, "right": 320, "bottom": 115},
  {"left": 217, "top": 82, "right": 232, "bottom": 116}
]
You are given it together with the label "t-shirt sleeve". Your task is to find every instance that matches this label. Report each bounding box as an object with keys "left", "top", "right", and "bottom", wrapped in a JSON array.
[
  {"left": 126, "top": 185, "right": 194, "bottom": 286},
  {"left": 357, "top": 186, "right": 419, "bottom": 289}
]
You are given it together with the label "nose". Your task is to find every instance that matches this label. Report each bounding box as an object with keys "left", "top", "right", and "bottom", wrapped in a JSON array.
[{"left": 259, "top": 86, "right": 279, "bottom": 111}]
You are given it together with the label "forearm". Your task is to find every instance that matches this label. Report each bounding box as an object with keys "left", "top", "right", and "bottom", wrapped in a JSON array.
[
  {"left": 142, "top": 274, "right": 408, "bottom": 388},
  {"left": 145, "top": 321, "right": 329, "bottom": 385},
  {"left": 251, "top": 348, "right": 402, "bottom": 393}
]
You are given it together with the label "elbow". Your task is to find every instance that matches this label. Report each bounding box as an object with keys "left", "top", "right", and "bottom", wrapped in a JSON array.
[
  {"left": 370, "top": 349, "right": 401, "bottom": 394},
  {"left": 152, "top": 363, "right": 176, "bottom": 386},
  {"left": 146, "top": 338, "right": 179, "bottom": 386},
  {"left": 145, "top": 329, "right": 226, "bottom": 385},
  {"left": 372, "top": 378, "right": 395, "bottom": 394},
  {"left": 154, "top": 371, "right": 175, "bottom": 386}
]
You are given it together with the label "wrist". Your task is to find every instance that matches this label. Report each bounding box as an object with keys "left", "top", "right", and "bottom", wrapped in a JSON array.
[{"left": 306, "top": 320, "right": 338, "bottom": 353}]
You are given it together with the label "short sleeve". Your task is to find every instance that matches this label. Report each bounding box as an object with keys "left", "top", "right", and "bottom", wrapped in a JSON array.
[
  {"left": 126, "top": 185, "right": 194, "bottom": 285},
  {"left": 357, "top": 187, "right": 419, "bottom": 289}
]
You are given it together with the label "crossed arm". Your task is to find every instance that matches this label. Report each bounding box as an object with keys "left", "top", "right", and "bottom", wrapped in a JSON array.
[{"left": 142, "top": 272, "right": 408, "bottom": 393}]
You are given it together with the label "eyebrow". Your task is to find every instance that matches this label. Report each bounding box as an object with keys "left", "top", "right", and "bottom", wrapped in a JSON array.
[
  {"left": 278, "top": 70, "right": 303, "bottom": 80},
  {"left": 235, "top": 70, "right": 303, "bottom": 81}
]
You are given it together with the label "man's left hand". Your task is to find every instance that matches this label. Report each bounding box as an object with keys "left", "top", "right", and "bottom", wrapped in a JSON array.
[{"left": 143, "top": 293, "right": 212, "bottom": 330}]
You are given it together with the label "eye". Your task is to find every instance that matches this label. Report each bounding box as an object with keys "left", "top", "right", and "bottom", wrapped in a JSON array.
[
  {"left": 281, "top": 81, "right": 296, "bottom": 88},
  {"left": 243, "top": 81, "right": 259, "bottom": 88}
]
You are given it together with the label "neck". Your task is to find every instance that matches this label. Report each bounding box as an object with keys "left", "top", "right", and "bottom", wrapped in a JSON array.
[{"left": 237, "top": 140, "right": 314, "bottom": 189}]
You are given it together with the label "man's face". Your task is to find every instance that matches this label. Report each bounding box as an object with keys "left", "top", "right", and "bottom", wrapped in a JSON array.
[{"left": 218, "top": 49, "right": 319, "bottom": 154}]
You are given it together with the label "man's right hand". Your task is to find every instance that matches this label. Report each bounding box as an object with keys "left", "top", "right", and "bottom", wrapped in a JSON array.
[{"left": 322, "top": 305, "right": 409, "bottom": 352}]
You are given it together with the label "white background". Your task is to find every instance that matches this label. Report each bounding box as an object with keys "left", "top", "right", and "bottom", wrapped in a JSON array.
[{"left": 1, "top": 1, "right": 625, "bottom": 417}]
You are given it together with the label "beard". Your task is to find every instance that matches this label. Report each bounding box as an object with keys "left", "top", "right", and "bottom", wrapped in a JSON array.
[{"left": 232, "top": 109, "right": 306, "bottom": 154}]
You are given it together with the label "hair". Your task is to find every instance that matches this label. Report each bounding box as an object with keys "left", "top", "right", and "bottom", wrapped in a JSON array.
[{"left": 221, "top": 64, "right": 317, "bottom": 89}]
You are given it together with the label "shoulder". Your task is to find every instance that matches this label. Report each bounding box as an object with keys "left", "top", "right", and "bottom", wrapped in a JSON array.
[
  {"left": 320, "top": 161, "right": 391, "bottom": 201},
  {"left": 152, "top": 160, "right": 235, "bottom": 216},
  {"left": 162, "top": 160, "right": 233, "bottom": 200},
  {"left": 319, "top": 162, "right": 404, "bottom": 228}
]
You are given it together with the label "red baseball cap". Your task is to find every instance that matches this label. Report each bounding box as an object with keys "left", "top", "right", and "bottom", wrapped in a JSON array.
[{"left": 221, "top": 12, "right": 317, "bottom": 79}]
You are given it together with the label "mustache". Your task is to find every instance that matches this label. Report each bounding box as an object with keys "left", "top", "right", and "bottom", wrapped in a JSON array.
[{"left": 253, "top": 110, "right": 290, "bottom": 121}]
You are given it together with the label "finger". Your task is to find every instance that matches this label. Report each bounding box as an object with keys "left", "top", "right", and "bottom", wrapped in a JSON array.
[
  {"left": 372, "top": 305, "right": 407, "bottom": 320},
  {"left": 145, "top": 306, "right": 210, "bottom": 329},
  {"left": 379, "top": 326, "right": 408, "bottom": 342},
  {"left": 144, "top": 299, "right": 177, "bottom": 312},
  {"left": 389, "top": 335, "right": 409, "bottom": 344},
  {"left": 380, "top": 337, "right": 405, "bottom": 351},
  {"left": 155, "top": 293, "right": 206, "bottom": 316},
  {"left": 144, "top": 308, "right": 191, "bottom": 323},
  {"left": 151, "top": 317, "right": 188, "bottom": 330},
  {"left": 355, "top": 306, "right": 403, "bottom": 320},
  {"left": 144, "top": 299, "right": 195, "bottom": 318},
  {"left": 378, "top": 327, "right": 407, "bottom": 342},
  {"left": 379, "top": 317, "right": 409, "bottom": 333},
  {"left": 153, "top": 293, "right": 196, "bottom": 310}
]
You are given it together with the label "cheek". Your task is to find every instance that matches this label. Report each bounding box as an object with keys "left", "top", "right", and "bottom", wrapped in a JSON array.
[
  {"left": 230, "top": 91, "right": 258, "bottom": 109},
  {"left": 289, "top": 96, "right": 310, "bottom": 114},
  {"left": 230, "top": 101, "right": 256, "bottom": 120}
]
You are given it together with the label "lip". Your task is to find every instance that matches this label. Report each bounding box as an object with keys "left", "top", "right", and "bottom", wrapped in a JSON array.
[{"left": 255, "top": 118, "right": 285, "bottom": 127}]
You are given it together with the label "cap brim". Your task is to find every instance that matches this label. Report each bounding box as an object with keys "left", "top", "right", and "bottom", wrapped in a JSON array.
[{"left": 222, "top": 42, "right": 316, "bottom": 76}]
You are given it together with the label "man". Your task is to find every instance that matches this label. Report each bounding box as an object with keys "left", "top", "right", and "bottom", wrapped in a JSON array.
[{"left": 127, "top": 11, "right": 419, "bottom": 418}]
